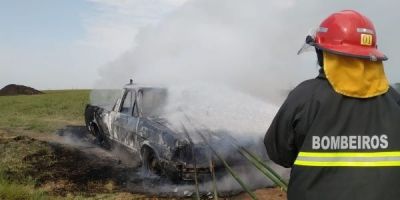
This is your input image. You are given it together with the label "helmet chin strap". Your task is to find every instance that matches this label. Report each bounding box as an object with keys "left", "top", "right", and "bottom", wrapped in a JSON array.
[{"left": 316, "top": 48, "right": 323, "bottom": 67}]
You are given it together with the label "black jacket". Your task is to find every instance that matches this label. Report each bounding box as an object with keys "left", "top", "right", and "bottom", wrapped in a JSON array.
[{"left": 265, "top": 73, "right": 400, "bottom": 200}]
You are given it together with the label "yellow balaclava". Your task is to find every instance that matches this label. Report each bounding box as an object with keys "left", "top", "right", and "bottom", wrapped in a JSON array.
[{"left": 323, "top": 52, "right": 389, "bottom": 98}]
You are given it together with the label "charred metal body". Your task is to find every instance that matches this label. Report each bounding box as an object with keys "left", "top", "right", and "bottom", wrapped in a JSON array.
[{"left": 85, "top": 83, "right": 213, "bottom": 181}]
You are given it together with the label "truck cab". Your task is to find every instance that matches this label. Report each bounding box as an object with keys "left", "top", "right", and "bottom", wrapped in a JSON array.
[
  {"left": 105, "top": 82, "right": 168, "bottom": 152},
  {"left": 85, "top": 81, "right": 212, "bottom": 180}
]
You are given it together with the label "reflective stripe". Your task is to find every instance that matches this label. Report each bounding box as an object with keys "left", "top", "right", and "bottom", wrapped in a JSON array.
[
  {"left": 299, "top": 151, "right": 400, "bottom": 157},
  {"left": 294, "top": 151, "right": 400, "bottom": 167},
  {"left": 357, "top": 28, "right": 375, "bottom": 34},
  {"left": 295, "top": 160, "right": 400, "bottom": 167}
]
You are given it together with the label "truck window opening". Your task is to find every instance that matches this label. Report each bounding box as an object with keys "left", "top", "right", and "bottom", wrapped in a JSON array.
[{"left": 139, "top": 88, "right": 167, "bottom": 118}]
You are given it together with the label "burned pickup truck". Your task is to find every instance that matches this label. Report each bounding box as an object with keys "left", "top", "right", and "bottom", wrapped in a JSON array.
[{"left": 85, "top": 81, "right": 213, "bottom": 181}]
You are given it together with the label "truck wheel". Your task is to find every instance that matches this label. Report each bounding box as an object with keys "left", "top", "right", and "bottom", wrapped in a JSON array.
[
  {"left": 91, "top": 124, "right": 111, "bottom": 150},
  {"left": 142, "top": 147, "right": 161, "bottom": 176},
  {"left": 165, "top": 169, "right": 181, "bottom": 183}
]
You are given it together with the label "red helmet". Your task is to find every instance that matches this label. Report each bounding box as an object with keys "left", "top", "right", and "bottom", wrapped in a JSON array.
[{"left": 311, "top": 10, "right": 387, "bottom": 61}]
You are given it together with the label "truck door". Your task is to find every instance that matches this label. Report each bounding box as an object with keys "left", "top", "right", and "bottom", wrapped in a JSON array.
[{"left": 112, "top": 89, "right": 139, "bottom": 151}]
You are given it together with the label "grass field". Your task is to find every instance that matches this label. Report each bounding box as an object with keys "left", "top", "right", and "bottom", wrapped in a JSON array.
[
  {"left": 0, "top": 136, "right": 50, "bottom": 200},
  {"left": 0, "top": 90, "right": 89, "bottom": 135},
  {"left": 0, "top": 90, "right": 157, "bottom": 200},
  {"left": 0, "top": 90, "right": 89, "bottom": 200}
]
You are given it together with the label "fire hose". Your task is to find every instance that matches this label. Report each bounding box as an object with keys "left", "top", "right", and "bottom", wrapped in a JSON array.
[
  {"left": 181, "top": 124, "right": 201, "bottom": 200},
  {"left": 209, "top": 159, "right": 219, "bottom": 200},
  {"left": 182, "top": 115, "right": 287, "bottom": 199},
  {"left": 193, "top": 126, "right": 258, "bottom": 200},
  {"left": 207, "top": 131, "right": 288, "bottom": 192}
]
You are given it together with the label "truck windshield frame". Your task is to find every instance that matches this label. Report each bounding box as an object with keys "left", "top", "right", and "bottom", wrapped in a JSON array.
[{"left": 120, "top": 90, "right": 136, "bottom": 116}]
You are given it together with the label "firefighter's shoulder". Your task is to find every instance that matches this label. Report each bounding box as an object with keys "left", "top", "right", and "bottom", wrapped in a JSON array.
[
  {"left": 388, "top": 86, "right": 400, "bottom": 104},
  {"left": 287, "top": 77, "right": 328, "bottom": 102}
]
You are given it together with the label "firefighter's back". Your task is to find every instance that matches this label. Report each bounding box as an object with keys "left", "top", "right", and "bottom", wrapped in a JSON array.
[{"left": 288, "top": 77, "right": 400, "bottom": 200}]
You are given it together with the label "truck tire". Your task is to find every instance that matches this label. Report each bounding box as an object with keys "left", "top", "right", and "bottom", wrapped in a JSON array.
[
  {"left": 91, "top": 124, "right": 112, "bottom": 150},
  {"left": 142, "top": 147, "right": 161, "bottom": 176}
]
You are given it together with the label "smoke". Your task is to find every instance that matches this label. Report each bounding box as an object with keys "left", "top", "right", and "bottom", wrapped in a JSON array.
[
  {"left": 163, "top": 83, "right": 278, "bottom": 141},
  {"left": 57, "top": 126, "right": 141, "bottom": 167},
  {"left": 90, "top": 89, "right": 121, "bottom": 110},
  {"left": 139, "top": 161, "right": 288, "bottom": 197},
  {"left": 90, "top": 0, "right": 400, "bottom": 194},
  {"left": 94, "top": 0, "right": 400, "bottom": 91},
  {"left": 94, "top": 0, "right": 318, "bottom": 100}
]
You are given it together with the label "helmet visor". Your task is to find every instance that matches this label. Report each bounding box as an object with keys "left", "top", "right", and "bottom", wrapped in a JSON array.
[{"left": 297, "top": 28, "right": 317, "bottom": 55}]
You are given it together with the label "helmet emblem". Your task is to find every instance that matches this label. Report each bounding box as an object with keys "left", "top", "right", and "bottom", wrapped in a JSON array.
[{"left": 361, "top": 34, "right": 373, "bottom": 46}]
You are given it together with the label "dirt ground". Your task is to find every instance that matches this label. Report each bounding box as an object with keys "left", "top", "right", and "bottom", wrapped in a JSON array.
[
  {"left": 0, "top": 126, "right": 286, "bottom": 199},
  {"left": 0, "top": 84, "right": 43, "bottom": 96}
]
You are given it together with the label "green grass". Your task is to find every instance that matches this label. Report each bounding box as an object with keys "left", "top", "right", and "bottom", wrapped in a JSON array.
[
  {"left": 0, "top": 136, "right": 144, "bottom": 200},
  {"left": 0, "top": 176, "right": 47, "bottom": 200},
  {"left": 0, "top": 137, "right": 53, "bottom": 182},
  {"left": 0, "top": 137, "right": 52, "bottom": 200},
  {"left": 0, "top": 90, "right": 89, "bottom": 199},
  {"left": 0, "top": 90, "right": 170, "bottom": 199},
  {"left": 0, "top": 90, "right": 90, "bottom": 134}
]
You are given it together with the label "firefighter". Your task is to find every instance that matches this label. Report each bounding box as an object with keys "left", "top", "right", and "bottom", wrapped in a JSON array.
[{"left": 264, "top": 10, "right": 400, "bottom": 200}]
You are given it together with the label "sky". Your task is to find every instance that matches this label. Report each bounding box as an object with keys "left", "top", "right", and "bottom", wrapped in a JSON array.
[
  {"left": 0, "top": 0, "right": 186, "bottom": 89},
  {"left": 0, "top": 0, "right": 399, "bottom": 90}
]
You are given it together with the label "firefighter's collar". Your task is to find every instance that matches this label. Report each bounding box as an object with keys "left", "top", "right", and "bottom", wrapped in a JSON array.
[
  {"left": 317, "top": 68, "right": 326, "bottom": 79},
  {"left": 323, "top": 52, "right": 389, "bottom": 98}
]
